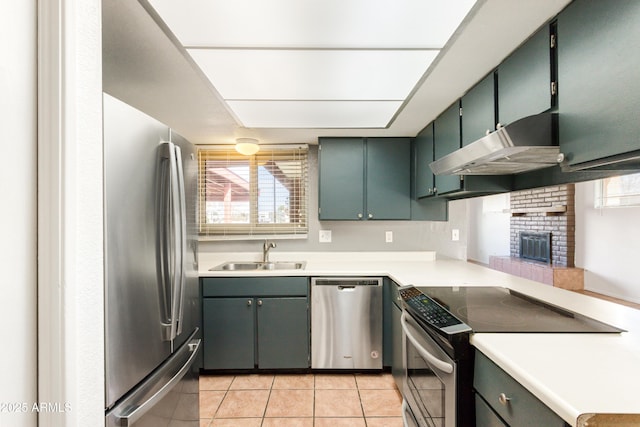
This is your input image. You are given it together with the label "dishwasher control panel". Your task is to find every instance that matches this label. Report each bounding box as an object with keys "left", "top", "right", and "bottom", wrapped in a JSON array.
[{"left": 313, "top": 278, "right": 381, "bottom": 287}]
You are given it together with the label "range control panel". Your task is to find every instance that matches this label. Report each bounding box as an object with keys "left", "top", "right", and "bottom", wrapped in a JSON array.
[{"left": 399, "top": 286, "right": 471, "bottom": 334}]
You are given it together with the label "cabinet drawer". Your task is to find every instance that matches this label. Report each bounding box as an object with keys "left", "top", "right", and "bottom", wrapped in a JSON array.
[
  {"left": 202, "top": 277, "right": 309, "bottom": 297},
  {"left": 474, "top": 352, "right": 566, "bottom": 427},
  {"left": 475, "top": 394, "right": 507, "bottom": 427}
]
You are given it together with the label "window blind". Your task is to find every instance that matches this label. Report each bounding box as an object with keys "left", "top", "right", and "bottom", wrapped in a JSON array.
[{"left": 198, "top": 145, "right": 309, "bottom": 238}]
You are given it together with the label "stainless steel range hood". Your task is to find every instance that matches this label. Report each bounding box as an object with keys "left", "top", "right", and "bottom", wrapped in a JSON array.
[{"left": 429, "top": 113, "right": 562, "bottom": 175}]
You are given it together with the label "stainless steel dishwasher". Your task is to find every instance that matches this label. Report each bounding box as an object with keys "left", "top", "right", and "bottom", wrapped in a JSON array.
[{"left": 311, "top": 277, "right": 383, "bottom": 369}]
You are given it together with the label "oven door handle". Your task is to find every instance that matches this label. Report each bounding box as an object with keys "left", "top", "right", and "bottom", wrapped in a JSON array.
[
  {"left": 401, "top": 311, "right": 454, "bottom": 374},
  {"left": 402, "top": 399, "right": 413, "bottom": 426}
]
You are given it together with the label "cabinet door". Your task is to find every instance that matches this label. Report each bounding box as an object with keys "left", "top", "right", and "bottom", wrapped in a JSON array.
[
  {"left": 366, "top": 138, "right": 411, "bottom": 220},
  {"left": 498, "top": 25, "right": 552, "bottom": 126},
  {"left": 558, "top": 0, "right": 640, "bottom": 166},
  {"left": 318, "top": 138, "right": 365, "bottom": 220},
  {"left": 414, "top": 124, "right": 435, "bottom": 198},
  {"left": 434, "top": 102, "right": 463, "bottom": 195},
  {"left": 203, "top": 298, "right": 255, "bottom": 369},
  {"left": 257, "top": 297, "right": 309, "bottom": 369},
  {"left": 462, "top": 73, "right": 496, "bottom": 146}
]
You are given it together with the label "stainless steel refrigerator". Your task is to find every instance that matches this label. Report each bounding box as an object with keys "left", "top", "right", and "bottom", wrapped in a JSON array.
[{"left": 103, "top": 94, "right": 201, "bottom": 426}]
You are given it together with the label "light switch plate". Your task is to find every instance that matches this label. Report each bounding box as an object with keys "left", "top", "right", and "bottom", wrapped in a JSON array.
[
  {"left": 319, "top": 230, "right": 332, "bottom": 243},
  {"left": 452, "top": 229, "right": 460, "bottom": 241},
  {"left": 385, "top": 231, "right": 393, "bottom": 243}
]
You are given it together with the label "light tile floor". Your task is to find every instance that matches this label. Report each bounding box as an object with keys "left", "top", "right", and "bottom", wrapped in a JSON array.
[{"left": 199, "top": 372, "right": 403, "bottom": 427}]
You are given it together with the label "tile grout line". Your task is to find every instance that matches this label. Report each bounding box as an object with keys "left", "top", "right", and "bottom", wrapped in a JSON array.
[
  {"left": 259, "top": 375, "right": 275, "bottom": 427},
  {"left": 200, "top": 372, "right": 403, "bottom": 426}
]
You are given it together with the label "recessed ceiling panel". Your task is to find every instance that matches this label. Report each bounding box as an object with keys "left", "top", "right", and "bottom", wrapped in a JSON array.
[
  {"left": 143, "top": 0, "right": 480, "bottom": 130},
  {"left": 226, "top": 100, "right": 403, "bottom": 128},
  {"left": 187, "top": 49, "right": 439, "bottom": 100},
  {"left": 148, "top": 0, "right": 477, "bottom": 48}
]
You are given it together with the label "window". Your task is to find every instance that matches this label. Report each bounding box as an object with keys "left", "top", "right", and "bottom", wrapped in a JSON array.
[
  {"left": 198, "top": 145, "right": 309, "bottom": 238},
  {"left": 595, "top": 172, "right": 640, "bottom": 208}
]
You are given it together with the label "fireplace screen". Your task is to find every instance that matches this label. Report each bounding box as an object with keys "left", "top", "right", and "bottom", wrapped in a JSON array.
[{"left": 519, "top": 232, "right": 552, "bottom": 263}]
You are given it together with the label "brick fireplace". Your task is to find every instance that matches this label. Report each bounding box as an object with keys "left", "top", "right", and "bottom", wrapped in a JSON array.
[{"left": 489, "top": 184, "right": 584, "bottom": 290}]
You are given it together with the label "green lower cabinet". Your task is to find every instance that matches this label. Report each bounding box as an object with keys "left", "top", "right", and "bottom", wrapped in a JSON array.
[
  {"left": 256, "top": 297, "right": 309, "bottom": 369},
  {"left": 201, "top": 277, "right": 310, "bottom": 370},
  {"left": 474, "top": 351, "right": 568, "bottom": 427},
  {"left": 475, "top": 394, "right": 508, "bottom": 427},
  {"left": 203, "top": 298, "right": 255, "bottom": 369}
]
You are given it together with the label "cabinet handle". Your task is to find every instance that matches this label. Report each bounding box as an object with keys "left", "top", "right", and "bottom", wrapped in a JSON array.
[
  {"left": 496, "top": 122, "right": 504, "bottom": 130},
  {"left": 498, "top": 393, "right": 511, "bottom": 406},
  {"left": 368, "top": 213, "right": 373, "bottom": 219},
  {"left": 428, "top": 188, "right": 433, "bottom": 194},
  {"left": 433, "top": 187, "right": 437, "bottom": 194},
  {"left": 247, "top": 300, "right": 252, "bottom": 306},
  {"left": 357, "top": 213, "right": 363, "bottom": 219},
  {"left": 257, "top": 300, "right": 263, "bottom": 306},
  {"left": 485, "top": 129, "right": 492, "bottom": 136}
]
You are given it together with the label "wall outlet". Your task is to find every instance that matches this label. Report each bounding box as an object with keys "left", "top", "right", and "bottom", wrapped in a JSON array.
[
  {"left": 385, "top": 231, "right": 393, "bottom": 243},
  {"left": 452, "top": 229, "right": 460, "bottom": 241},
  {"left": 319, "top": 230, "right": 332, "bottom": 243}
]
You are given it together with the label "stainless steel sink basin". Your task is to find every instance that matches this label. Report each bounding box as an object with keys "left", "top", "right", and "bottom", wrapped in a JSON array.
[{"left": 210, "top": 261, "right": 306, "bottom": 271}]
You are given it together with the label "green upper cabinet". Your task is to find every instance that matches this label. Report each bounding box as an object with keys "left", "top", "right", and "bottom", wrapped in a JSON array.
[
  {"left": 462, "top": 73, "right": 496, "bottom": 146},
  {"left": 434, "top": 101, "right": 463, "bottom": 195},
  {"left": 318, "top": 138, "right": 365, "bottom": 220},
  {"left": 558, "top": 0, "right": 640, "bottom": 167},
  {"left": 411, "top": 123, "right": 449, "bottom": 221},
  {"left": 498, "top": 24, "right": 554, "bottom": 126},
  {"left": 366, "top": 138, "right": 411, "bottom": 220},
  {"left": 318, "top": 137, "right": 410, "bottom": 220},
  {"left": 413, "top": 123, "right": 435, "bottom": 198}
]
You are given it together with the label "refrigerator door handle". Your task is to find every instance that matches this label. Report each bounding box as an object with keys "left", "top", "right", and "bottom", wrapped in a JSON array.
[
  {"left": 173, "top": 144, "right": 187, "bottom": 337},
  {"left": 110, "top": 337, "right": 201, "bottom": 426},
  {"left": 157, "top": 141, "right": 182, "bottom": 342},
  {"left": 167, "top": 142, "right": 182, "bottom": 342},
  {"left": 156, "top": 142, "right": 174, "bottom": 340}
]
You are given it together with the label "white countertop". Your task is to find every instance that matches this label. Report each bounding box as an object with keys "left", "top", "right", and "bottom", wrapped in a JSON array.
[{"left": 199, "top": 251, "right": 640, "bottom": 426}]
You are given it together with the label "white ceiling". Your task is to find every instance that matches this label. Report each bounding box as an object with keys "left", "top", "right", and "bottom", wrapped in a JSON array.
[
  {"left": 147, "top": 0, "right": 475, "bottom": 129},
  {"left": 102, "top": 0, "right": 571, "bottom": 146}
]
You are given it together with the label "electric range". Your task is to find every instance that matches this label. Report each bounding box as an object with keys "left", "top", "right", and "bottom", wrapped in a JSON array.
[{"left": 398, "top": 285, "right": 624, "bottom": 427}]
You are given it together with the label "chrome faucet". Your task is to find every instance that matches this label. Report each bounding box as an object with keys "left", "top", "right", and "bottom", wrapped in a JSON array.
[{"left": 262, "top": 240, "right": 276, "bottom": 262}]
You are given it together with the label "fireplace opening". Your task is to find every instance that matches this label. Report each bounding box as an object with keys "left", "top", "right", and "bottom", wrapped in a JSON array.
[{"left": 519, "top": 232, "right": 552, "bottom": 263}]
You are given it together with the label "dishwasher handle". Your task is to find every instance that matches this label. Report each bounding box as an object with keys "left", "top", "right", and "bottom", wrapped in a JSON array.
[{"left": 401, "top": 312, "right": 454, "bottom": 374}]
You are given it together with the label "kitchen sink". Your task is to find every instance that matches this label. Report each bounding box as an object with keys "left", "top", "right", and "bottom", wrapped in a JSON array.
[{"left": 210, "top": 261, "right": 306, "bottom": 271}]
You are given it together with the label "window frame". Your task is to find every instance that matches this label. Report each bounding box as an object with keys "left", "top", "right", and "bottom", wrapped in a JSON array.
[
  {"left": 595, "top": 172, "right": 640, "bottom": 208},
  {"left": 197, "top": 144, "right": 309, "bottom": 240}
]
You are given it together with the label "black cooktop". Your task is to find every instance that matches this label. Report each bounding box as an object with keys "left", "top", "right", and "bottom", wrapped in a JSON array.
[{"left": 419, "top": 286, "right": 624, "bottom": 333}]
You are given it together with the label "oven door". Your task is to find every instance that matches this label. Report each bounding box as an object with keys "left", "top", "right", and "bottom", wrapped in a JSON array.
[{"left": 401, "top": 311, "right": 457, "bottom": 427}]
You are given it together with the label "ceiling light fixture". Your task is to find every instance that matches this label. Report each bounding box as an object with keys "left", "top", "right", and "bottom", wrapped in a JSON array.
[{"left": 235, "top": 137, "right": 260, "bottom": 155}]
